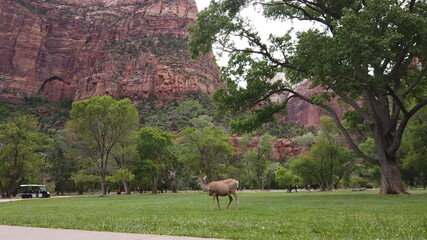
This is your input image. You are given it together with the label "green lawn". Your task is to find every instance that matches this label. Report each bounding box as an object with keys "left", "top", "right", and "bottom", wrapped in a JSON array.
[{"left": 1, "top": 190, "right": 426, "bottom": 239}]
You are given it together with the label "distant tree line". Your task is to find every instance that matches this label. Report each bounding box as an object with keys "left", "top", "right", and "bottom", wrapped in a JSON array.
[{"left": 1, "top": 95, "right": 426, "bottom": 197}]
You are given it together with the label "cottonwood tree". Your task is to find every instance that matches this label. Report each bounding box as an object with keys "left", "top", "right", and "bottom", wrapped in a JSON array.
[
  {"left": 66, "top": 96, "right": 139, "bottom": 196},
  {"left": 240, "top": 133, "right": 276, "bottom": 189},
  {"left": 107, "top": 168, "right": 135, "bottom": 194},
  {"left": 136, "top": 127, "right": 177, "bottom": 194},
  {"left": 289, "top": 116, "right": 356, "bottom": 190},
  {"left": 47, "top": 129, "right": 76, "bottom": 195},
  {"left": 275, "top": 166, "right": 301, "bottom": 189},
  {"left": 399, "top": 108, "right": 427, "bottom": 188},
  {"left": 179, "top": 126, "right": 233, "bottom": 180},
  {"left": 0, "top": 115, "right": 48, "bottom": 198},
  {"left": 111, "top": 132, "right": 138, "bottom": 194},
  {"left": 189, "top": 0, "right": 427, "bottom": 194}
]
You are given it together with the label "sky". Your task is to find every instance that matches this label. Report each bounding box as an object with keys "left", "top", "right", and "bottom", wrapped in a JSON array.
[
  {"left": 193, "top": 0, "right": 314, "bottom": 66},
  {"left": 195, "top": 0, "right": 210, "bottom": 10}
]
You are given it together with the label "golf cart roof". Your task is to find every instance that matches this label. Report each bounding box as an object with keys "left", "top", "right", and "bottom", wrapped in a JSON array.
[{"left": 20, "top": 184, "right": 46, "bottom": 187}]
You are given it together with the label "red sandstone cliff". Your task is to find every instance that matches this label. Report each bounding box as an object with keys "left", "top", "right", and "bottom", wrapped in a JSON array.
[
  {"left": 285, "top": 80, "right": 345, "bottom": 128},
  {"left": 230, "top": 136, "right": 304, "bottom": 162},
  {"left": 0, "top": 0, "right": 220, "bottom": 101}
]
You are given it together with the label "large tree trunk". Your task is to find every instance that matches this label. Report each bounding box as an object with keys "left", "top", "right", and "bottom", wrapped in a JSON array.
[
  {"left": 100, "top": 177, "right": 107, "bottom": 196},
  {"left": 2, "top": 178, "right": 23, "bottom": 198},
  {"left": 123, "top": 180, "right": 131, "bottom": 195},
  {"left": 366, "top": 93, "right": 410, "bottom": 195},
  {"left": 378, "top": 155, "right": 409, "bottom": 194},
  {"left": 171, "top": 179, "right": 177, "bottom": 193},
  {"left": 151, "top": 178, "right": 158, "bottom": 194}
]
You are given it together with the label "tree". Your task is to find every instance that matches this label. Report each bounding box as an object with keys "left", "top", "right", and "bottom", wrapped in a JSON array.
[
  {"left": 288, "top": 155, "right": 319, "bottom": 188},
  {"left": 179, "top": 126, "right": 233, "bottom": 180},
  {"left": 69, "top": 173, "right": 99, "bottom": 195},
  {"left": 0, "top": 115, "right": 49, "bottom": 198},
  {"left": 66, "top": 96, "right": 139, "bottom": 196},
  {"left": 275, "top": 166, "right": 301, "bottom": 189},
  {"left": 240, "top": 133, "right": 276, "bottom": 189},
  {"left": 111, "top": 132, "right": 138, "bottom": 194},
  {"left": 289, "top": 116, "right": 356, "bottom": 190},
  {"left": 238, "top": 135, "right": 253, "bottom": 189},
  {"left": 189, "top": 0, "right": 427, "bottom": 194},
  {"left": 399, "top": 108, "right": 427, "bottom": 188},
  {"left": 106, "top": 168, "right": 135, "bottom": 194},
  {"left": 136, "top": 127, "right": 177, "bottom": 194},
  {"left": 47, "top": 129, "right": 76, "bottom": 195}
]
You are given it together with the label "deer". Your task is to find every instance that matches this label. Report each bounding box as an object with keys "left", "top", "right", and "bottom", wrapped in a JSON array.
[{"left": 195, "top": 176, "right": 239, "bottom": 210}]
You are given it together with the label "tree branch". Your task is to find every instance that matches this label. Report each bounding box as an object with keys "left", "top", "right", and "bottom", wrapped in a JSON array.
[
  {"left": 409, "top": 0, "right": 416, "bottom": 13},
  {"left": 334, "top": 92, "right": 372, "bottom": 122},
  {"left": 298, "top": 0, "right": 342, "bottom": 19},
  {"left": 282, "top": 88, "right": 379, "bottom": 164},
  {"left": 387, "top": 86, "right": 408, "bottom": 115},
  {"left": 387, "top": 98, "right": 427, "bottom": 155}
]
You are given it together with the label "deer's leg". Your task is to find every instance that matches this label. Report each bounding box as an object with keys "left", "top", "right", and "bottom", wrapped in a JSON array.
[
  {"left": 211, "top": 194, "right": 216, "bottom": 210},
  {"left": 216, "top": 195, "right": 221, "bottom": 210},
  {"left": 232, "top": 192, "right": 239, "bottom": 209},
  {"left": 226, "top": 194, "right": 233, "bottom": 209}
]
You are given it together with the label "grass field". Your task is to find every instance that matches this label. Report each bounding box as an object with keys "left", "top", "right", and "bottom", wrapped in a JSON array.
[{"left": 0, "top": 190, "right": 426, "bottom": 239}]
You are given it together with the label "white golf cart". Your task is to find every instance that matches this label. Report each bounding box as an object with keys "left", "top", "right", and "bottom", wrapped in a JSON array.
[{"left": 18, "top": 185, "right": 51, "bottom": 198}]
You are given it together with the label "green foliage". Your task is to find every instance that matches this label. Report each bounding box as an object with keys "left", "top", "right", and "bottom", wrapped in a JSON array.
[
  {"left": 66, "top": 95, "right": 139, "bottom": 195},
  {"left": 0, "top": 115, "right": 49, "bottom": 197},
  {"left": 399, "top": 108, "right": 427, "bottom": 188},
  {"left": 0, "top": 97, "right": 72, "bottom": 131},
  {"left": 275, "top": 166, "right": 301, "bottom": 187},
  {"left": 179, "top": 126, "right": 233, "bottom": 180},
  {"left": 104, "top": 35, "right": 190, "bottom": 61},
  {"left": 347, "top": 175, "right": 371, "bottom": 189},
  {"left": 288, "top": 155, "right": 319, "bottom": 187},
  {"left": 239, "top": 133, "right": 277, "bottom": 189},
  {"left": 136, "top": 127, "right": 177, "bottom": 193},
  {"left": 189, "top": 0, "right": 427, "bottom": 194},
  {"left": 69, "top": 173, "right": 99, "bottom": 194},
  {"left": 289, "top": 116, "right": 357, "bottom": 190},
  {"left": 294, "top": 132, "right": 315, "bottom": 148},
  {"left": 138, "top": 93, "right": 216, "bottom": 131},
  {"left": 107, "top": 168, "right": 135, "bottom": 183},
  {"left": 254, "top": 121, "right": 315, "bottom": 138},
  {"left": 46, "top": 129, "right": 76, "bottom": 195}
]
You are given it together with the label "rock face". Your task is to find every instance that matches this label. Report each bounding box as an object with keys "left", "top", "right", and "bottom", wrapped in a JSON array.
[
  {"left": 285, "top": 80, "right": 345, "bottom": 128},
  {"left": 230, "top": 136, "right": 303, "bottom": 161},
  {"left": 0, "top": 0, "right": 220, "bottom": 101}
]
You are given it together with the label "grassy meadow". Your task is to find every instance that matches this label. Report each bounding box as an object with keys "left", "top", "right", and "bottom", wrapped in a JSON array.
[{"left": 0, "top": 190, "right": 426, "bottom": 240}]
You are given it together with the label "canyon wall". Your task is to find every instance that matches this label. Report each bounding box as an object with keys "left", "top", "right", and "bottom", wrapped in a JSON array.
[
  {"left": 285, "top": 80, "right": 346, "bottom": 128},
  {"left": 0, "top": 0, "right": 220, "bottom": 101}
]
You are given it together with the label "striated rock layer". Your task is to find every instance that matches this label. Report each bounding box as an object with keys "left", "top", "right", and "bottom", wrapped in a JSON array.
[
  {"left": 285, "top": 80, "right": 346, "bottom": 128},
  {"left": 0, "top": 0, "right": 220, "bottom": 101},
  {"left": 230, "top": 136, "right": 304, "bottom": 162}
]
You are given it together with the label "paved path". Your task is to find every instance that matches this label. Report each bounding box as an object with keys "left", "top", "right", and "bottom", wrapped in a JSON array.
[
  {"left": 0, "top": 225, "right": 227, "bottom": 240},
  {"left": 0, "top": 198, "right": 25, "bottom": 202}
]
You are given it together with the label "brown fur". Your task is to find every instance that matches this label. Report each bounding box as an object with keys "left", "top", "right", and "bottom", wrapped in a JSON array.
[{"left": 196, "top": 176, "right": 239, "bottom": 210}]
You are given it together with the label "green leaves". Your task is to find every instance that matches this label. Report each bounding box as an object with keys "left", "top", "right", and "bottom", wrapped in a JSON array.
[
  {"left": 69, "top": 96, "right": 139, "bottom": 147},
  {"left": 137, "top": 127, "right": 175, "bottom": 162},
  {"left": 135, "top": 127, "right": 177, "bottom": 191},
  {"left": 178, "top": 126, "right": 233, "bottom": 179},
  {"left": 66, "top": 95, "right": 139, "bottom": 195},
  {"left": 107, "top": 168, "right": 135, "bottom": 183},
  {"left": 0, "top": 115, "right": 49, "bottom": 197}
]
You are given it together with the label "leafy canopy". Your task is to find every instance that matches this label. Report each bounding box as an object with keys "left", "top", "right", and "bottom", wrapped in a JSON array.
[{"left": 189, "top": 0, "right": 427, "bottom": 166}]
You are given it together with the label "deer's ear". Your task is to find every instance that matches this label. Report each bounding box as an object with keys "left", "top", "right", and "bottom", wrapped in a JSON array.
[{"left": 203, "top": 176, "right": 209, "bottom": 183}]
